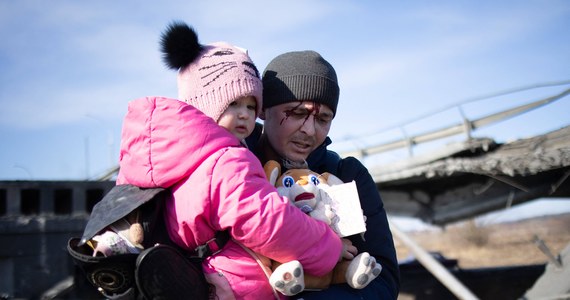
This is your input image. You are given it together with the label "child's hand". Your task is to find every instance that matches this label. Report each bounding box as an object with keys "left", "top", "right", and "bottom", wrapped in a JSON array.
[{"left": 340, "top": 238, "right": 358, "bottom": 261}]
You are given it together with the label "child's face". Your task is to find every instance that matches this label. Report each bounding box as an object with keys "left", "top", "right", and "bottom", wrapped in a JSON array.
[{"left": 217, "top": 96, "right": 257, "bottom": 140}]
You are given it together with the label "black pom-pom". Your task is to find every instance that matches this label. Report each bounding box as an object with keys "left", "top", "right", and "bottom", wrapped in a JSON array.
[{"left": 160, "top": 21, "right": 203, "bottom": 70}]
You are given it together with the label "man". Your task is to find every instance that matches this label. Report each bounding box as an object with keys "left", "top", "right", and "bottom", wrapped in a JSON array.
[{"left": 246, "top": 50, "right": 400, "bottom": 299}]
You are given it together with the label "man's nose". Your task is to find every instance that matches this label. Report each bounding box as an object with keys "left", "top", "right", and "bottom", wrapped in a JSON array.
[{"left": 300, "top": 115, "right": 316, "bottom": 135}]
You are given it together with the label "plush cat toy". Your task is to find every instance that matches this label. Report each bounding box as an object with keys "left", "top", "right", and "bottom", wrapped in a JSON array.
[
  {"left": 264, "top": 160, "right": 382, "bottom": 296},
  {"left": 88, "top": 211, "right": 144, "bottom": 257}
]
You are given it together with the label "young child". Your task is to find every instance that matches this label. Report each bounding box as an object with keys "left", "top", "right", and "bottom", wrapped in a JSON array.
[
  {"left": 164, "top": 31, "right": 263, "bottom": 145},
  {"left": 115, "top": 21, "right": 352, "bottom": 299},
  {"left": 160, "top": 22, "right": 303, "bottom": 298},
  {"left": 217, "top": 95, "right": 257, "bottom": 143}
]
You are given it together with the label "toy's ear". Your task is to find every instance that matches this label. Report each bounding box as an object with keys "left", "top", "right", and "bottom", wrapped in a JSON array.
[
  {"left": 320, "top": 172, "right": 344, "bottom": 186},
  {"left": 263, "top": 160, "right": 281, "bottom": 186}
]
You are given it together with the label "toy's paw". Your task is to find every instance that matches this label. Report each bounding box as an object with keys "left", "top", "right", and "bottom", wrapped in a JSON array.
[
  {"left": 324, "top": 204, "right": 338, "bottom": 225},
  {"left": 331, "top": 213, "right": 340, "bottom": 226},
  {"left": 324, "top": 204, "right": 335, "bottom": 217},
  {"left": 270, "top": 260, "right": 305, "bottom": 296},
  {"left": 330, "top": 215, "right": 342, "bottom": 235},
  {"left": 345, "top": 252, "right": 382, "bottom": 289}
]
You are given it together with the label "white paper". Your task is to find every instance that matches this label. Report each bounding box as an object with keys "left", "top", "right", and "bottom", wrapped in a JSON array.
[{"left": 319, "top": 181, "right": 366, "bottom": 237}]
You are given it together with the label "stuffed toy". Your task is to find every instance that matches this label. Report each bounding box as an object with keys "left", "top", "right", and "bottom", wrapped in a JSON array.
[
  {"left": 88, "top": 211, "right": 144, "bottom": 257},
  {"left": 263, "top": 160, "right": 382, "bottom": 296}
]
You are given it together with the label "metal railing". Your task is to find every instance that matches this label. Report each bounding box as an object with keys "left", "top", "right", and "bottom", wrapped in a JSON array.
[{"left": 338, "top": 81, "right": 570, "bottom": 160}]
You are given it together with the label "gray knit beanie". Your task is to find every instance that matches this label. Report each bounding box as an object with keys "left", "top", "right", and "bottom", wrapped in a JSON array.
[{"left": 262, "top": 50, "right": 339, "bottom": 116}]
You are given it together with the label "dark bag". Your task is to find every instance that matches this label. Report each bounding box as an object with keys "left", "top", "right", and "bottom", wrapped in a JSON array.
[{"left": 67, "top": 184, "right": 229, "bottom": 300}]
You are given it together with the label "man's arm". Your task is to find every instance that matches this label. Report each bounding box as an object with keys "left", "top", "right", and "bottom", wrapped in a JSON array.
[{"left": 338, "top": 156, "right": 400, "bottom": 299}]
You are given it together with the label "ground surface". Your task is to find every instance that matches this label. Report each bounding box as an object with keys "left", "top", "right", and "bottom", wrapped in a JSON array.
[
  {"left": 395, "top": 213, "right": 570, "bottom": 268},
  {"left": 393, "top": 212, "right": 570, "bottom": 299}
]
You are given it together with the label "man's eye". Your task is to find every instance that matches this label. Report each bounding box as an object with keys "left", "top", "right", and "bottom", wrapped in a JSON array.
[
  {"left": 290, "top": 111, "right": 309, "bottom": 118},
  {"left": 315, "top": 115, "right": 332, "bottom": 124}
]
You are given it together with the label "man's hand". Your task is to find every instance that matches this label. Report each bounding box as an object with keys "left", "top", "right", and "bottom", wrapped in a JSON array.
[{"left": 340, "top": 238, "right": 357, "bottom": 261}]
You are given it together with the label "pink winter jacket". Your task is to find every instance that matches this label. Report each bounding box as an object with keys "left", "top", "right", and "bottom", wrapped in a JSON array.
[{"left": 116, "top": 96, "right": 342, "bottom": 299}]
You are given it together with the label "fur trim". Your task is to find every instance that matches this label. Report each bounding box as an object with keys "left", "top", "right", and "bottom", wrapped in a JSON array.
[{"left": 160, "top": 21, "right": 203, "bottom": 70}]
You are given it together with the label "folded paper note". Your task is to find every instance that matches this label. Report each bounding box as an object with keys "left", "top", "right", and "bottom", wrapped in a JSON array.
[{"left": 319, "top": 181, "right": 366, "bottom": 237}]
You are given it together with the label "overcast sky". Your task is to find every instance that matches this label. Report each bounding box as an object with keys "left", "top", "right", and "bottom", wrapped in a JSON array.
[{"left": 1, "top": 0, "right": 569, "bottom": 181}]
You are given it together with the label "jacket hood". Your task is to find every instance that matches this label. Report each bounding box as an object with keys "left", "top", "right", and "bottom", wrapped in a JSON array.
[{"left": 117, "top": 96, "right": 240, "bottom": 188}]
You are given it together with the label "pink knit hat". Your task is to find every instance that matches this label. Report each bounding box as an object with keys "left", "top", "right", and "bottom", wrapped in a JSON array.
[{"left": 161, "top": 22, "right": 262, "bottom": 122}]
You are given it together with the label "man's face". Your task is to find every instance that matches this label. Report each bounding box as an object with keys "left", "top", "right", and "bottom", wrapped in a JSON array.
[{"left": 260, "top": 101, "right": 333, "bottom": 162}]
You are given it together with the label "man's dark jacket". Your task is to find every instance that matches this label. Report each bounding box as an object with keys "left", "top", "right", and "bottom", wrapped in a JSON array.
[{"left": 246, "top": 124, "right": 400, "bottom": 299}]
